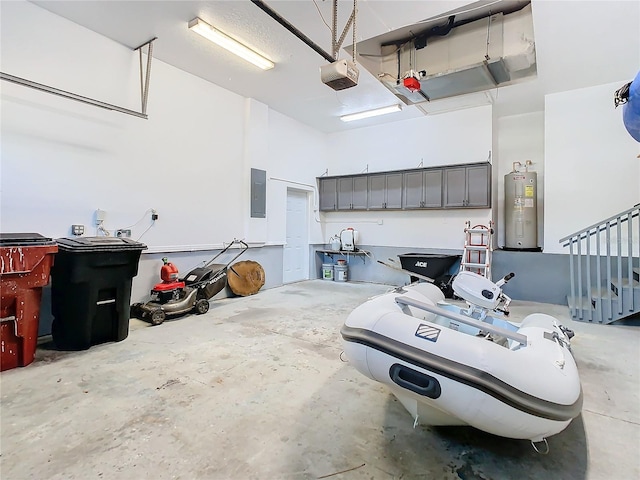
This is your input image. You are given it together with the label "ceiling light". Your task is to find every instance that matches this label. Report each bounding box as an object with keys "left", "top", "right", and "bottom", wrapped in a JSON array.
[
  {"left": 188, "top": 17, "right": 275, "bottom": 70},
  {"left": 340, "top": 105, "right": 402, "bottom": 122}
]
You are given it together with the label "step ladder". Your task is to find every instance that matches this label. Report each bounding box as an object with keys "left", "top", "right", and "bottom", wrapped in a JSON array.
[{"left": 460, "top": 221, "right": 493, "bottom": 279}]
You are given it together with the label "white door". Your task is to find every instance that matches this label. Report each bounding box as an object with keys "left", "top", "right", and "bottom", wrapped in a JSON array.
[{"left": 283, "top": 189, "right": 309, "bottom": 283}]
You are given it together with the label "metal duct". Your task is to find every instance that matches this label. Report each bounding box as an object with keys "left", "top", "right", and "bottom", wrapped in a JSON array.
[
  {"left": 418, "top": 58, "right": 511, "bottom": 101},
  {"left": 374, "top": 4, "right": 536, "bottom": 106}
]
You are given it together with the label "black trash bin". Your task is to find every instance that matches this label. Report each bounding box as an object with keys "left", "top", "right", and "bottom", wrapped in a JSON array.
[{"left": 50, "top": 237, "right": 147, "bottom": 350}]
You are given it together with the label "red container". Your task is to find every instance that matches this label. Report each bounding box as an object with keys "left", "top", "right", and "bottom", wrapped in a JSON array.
[{"left": 1, "top": 233, "right": 57, "bottom": 371}]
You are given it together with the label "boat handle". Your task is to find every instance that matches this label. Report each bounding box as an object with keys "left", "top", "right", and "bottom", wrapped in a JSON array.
[
  {"left": 395, "top": 296, "right": 528, "bottom": 346},
  {"left": 389, "top": 364, "right": 441, "bottom": 399}
]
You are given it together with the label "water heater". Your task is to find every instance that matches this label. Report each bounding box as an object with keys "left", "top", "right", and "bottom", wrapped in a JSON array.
[{"left": 505, "top": 162, "right": 538, "bottom": 249}]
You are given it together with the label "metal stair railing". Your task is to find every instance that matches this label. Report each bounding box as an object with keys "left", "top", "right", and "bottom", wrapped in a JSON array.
[{"left": 559, "top": 205, "right": 639, "bottom": 323}]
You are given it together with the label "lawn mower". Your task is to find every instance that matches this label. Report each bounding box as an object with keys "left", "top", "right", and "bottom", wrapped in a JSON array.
[{"left": 130, "top": 239, "right": 248, "bottom": 325}]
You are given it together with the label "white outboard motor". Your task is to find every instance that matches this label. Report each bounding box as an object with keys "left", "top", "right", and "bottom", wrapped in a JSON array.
[{"left": 453, "top": 271, "right": 514, "bottom": 317}]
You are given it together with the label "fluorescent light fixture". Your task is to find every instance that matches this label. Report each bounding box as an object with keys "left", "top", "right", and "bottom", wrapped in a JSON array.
[
  {"left": 340, "top": 104, "right": 402, "bottom": 122},
  {"left": 188, "top": 17, "right": 274, "bottom": 70}
]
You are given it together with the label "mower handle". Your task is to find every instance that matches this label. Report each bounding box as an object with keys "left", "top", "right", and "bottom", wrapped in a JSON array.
[{"left": 203, "top": 238, "right": 249, "bottom": 268}]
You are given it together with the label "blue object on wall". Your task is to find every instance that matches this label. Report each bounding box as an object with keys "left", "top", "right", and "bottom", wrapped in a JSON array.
[{"left": 623, "top": 70, "right": 640, "bottom": 142}]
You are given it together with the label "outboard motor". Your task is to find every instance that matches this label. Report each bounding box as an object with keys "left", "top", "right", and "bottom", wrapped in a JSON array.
[{"left": 453, "top": 271, "right": 514, "bottom": 319}]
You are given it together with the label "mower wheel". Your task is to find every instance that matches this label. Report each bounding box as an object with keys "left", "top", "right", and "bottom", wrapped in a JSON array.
[
  {"left": 195, "top": 299, "right": 210, "bottom": 315},
  {"left": 150, "top": 309, "right": 166, "bottom": 326}
]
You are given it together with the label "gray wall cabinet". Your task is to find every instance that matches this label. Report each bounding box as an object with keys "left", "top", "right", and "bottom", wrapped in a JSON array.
[
  {"left": 368, "top": 173, "right": 403, "bottom": 209},
  {"left": 319, "top": 177, "right": 337, "bottom": 211},
  {"left": 337, "top": 176, "right": 368, "bottom": 210},
  {"left": 443, "top": 163, "right": 490, "bottom": 208},
  {"left": 319, "top": 162, "right": 490, "bottom": 212},
  {"left": 403, "top": 169, "right": 443, "bottom": 209}
]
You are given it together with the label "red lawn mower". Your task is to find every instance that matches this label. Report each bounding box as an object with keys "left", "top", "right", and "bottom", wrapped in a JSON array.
[{"left": 130, "top": 239, "right": 248, "bottom": 325}]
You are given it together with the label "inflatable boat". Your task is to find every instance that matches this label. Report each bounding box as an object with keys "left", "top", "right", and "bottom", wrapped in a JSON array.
[{"left": 341, "top": 271, "right": 582, "bottom": 449}]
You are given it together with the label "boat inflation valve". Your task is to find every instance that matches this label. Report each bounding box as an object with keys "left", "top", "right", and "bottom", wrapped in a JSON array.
[{"left": 482, "top": 289, "right": 494, "bottom": 299}]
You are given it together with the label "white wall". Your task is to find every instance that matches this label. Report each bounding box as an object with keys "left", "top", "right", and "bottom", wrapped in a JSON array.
[
  {"left": 0, "top": 2, "right": 328, "bottom": 250},
  {"left": 544, "top": 81, "right": 640, "bottom": 254},
  {"left": 324, "top": 106, "right": 493, "bottom": 250},
  {"left": 266, "top": 109, "right": 327, "bottom": 246},
  {"left": 0, "top": 1, "right": 329, "bottom": 301},
  {"left": 1, "top": 1, "right": 245, "bottom": 250},
  {"left": 496, "top": 112, "right": 545, "bottom": 248}
]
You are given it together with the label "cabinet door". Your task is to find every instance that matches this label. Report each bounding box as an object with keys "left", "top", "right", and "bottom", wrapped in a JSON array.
[
  {"left": 403, "top": 171, "right": 424, "bottom": 209},
  {"left": 368, "top": 174, "right": 386, "bottom": 209},
  {"left": 352, "top": 176, "right": 368, "bottom": 209},
  {"left": 319, "top": 178, "right": 337, "bottom": 211},
  {"left": 385, "top": 173, "right": 403, "bottom": 209},
  {"left": 337, "top": 177, "right": 354, "bottom": 210},
  {"left": 466, "top": 164, "right": 490, "bottom": 207},
  {"left": 443, "top": 167, "right": 467, "bottom": 207},
  {"left": 424, "top": 169, "right": 443, "bottom": 208}
]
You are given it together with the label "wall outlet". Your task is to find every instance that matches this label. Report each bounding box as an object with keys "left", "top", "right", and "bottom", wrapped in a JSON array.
[
  {"left": 116, "top": 229, "right": 131, "bottom": 238},
  {"left": 71, "top": 224, "right": 85, "bottom": 236},
  {"left": 95, "top": 209, "right": 106, "bottom": 225}
]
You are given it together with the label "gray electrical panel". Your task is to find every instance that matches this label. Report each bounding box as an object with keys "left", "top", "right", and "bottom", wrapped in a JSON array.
[{"left": 251, "top": 168, "right": 266, "bottom": 218}]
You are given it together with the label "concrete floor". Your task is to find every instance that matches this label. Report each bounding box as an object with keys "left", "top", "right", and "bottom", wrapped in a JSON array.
[{"left": 1, "top": 280, "right": 638, "bottom": 480}]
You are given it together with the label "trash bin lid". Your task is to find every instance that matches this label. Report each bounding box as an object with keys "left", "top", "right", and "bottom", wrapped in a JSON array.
[
  {"left": 0, "top": 233, "right": 56, "bottom": 247},
  {"left": 56, "top": 236, "right": 147, "bottom": 252}
]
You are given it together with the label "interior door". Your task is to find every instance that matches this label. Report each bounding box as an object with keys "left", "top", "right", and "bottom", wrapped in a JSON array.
[{"left": 283, "top": 189, "right": 309, "bottom": 284}]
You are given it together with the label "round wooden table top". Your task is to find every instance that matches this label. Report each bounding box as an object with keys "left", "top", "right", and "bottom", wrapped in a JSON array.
[{"left": 227, "top": 260, "right": 265, "bottom": 296}]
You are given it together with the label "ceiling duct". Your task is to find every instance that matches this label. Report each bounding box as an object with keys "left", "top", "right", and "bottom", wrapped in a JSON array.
[
  {"left": 374, "top": 4, "right": 536, "bottom": 106},
  {"left": 416, "top": 90, "right": 496, "bottom": 116},
  {"left": 419, "top": 58, "right": 509, "bottom": 101}
]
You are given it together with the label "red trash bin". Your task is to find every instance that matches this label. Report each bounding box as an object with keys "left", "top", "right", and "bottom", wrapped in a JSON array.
[{"left": 1, "top": 233, "right": 57, "bottom": 371}]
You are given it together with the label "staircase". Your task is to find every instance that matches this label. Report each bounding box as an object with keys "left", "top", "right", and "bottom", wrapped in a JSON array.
[{"left": 559, "top": 205, "right": 640, "bottom": 324}]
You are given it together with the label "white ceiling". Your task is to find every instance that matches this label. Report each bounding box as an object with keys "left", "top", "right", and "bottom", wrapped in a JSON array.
[{"left": 29, "top": 0, "right": 640, "bottom": 133}]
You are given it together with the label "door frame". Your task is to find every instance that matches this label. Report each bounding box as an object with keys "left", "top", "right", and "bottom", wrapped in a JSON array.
[{"left": 283, "top": 187, "right": 310, "bottom": 283}]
